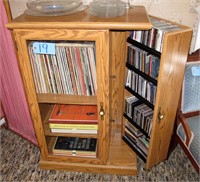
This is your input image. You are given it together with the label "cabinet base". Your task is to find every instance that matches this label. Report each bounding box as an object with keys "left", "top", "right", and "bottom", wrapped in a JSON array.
[
  {"left": 39, "top": 133, "right": 137, "bottom": 175},
  {"left": 39, "top": 159, "right": 137, "bottom": 175}
]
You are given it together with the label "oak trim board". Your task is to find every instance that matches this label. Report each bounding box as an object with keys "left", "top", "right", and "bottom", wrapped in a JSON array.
[{"left": 6, "top": 6, "right": 152, "bottom": 30}]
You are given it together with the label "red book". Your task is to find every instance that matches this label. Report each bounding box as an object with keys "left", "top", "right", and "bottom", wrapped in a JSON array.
[{"left": 49, "top": 104, "right": 98, "bottom": 124}]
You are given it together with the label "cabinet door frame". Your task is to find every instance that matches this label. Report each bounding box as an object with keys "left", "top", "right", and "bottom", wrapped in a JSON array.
[
  {"left": 14, "top": 29, "right": 110, "bottom": 164},
  {"left": 146, "top": 30, "right": 192, "bottom": 168}
]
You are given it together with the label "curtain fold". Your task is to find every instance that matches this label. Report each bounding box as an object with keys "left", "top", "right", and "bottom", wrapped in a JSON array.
[{"left": 0, "top": 2, "right": 37, "bottom": 145}]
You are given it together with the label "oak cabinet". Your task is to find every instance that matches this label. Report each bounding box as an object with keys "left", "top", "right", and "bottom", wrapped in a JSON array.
[{"left": 6, "top": 7, "right": 192, "bottom": 174}]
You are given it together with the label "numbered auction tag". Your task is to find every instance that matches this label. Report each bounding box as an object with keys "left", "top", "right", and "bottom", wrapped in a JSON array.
[
  {"left": 33, "top": 42, "right": 56, "bottom": 55},
  {"left": 192, "top": 66, "right": 200, "bottom": 76}
]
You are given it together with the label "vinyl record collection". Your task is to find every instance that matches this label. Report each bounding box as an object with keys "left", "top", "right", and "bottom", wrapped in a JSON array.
[{"left": 28, "top": 41, "right": 96, "bottom": 96}]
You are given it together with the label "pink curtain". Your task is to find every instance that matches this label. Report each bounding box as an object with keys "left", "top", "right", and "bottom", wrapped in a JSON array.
[
  {"left": 0, "top": 107, "right": 4, "bottom": 118},
  {"left": 0, "top": 2, "right": 37, "bottom": 145}
]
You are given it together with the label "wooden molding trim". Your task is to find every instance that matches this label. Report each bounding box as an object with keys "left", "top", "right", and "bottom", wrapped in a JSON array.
[{"left": 3, "top": 0, "right": 13, "bottom": 22}]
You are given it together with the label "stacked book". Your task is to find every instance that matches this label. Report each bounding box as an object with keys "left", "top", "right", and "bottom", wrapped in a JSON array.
[
  {"left": 28, "top": 41, "right": 96, "bottom": 96},
  {"left": 53, "top": 136, "right": 97, "bottom": 158},
  {"left": 129, "top": 17, "right": 182, "bottom": 52},
  {"left": 49, "top": 104, "right": 98, "bottom": 134}
]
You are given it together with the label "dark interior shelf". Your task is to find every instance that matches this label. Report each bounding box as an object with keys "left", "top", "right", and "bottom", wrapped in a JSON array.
[
  {"left": 122, "top": 136, "right": 147, "bottom": 162},
  {"left": 125, "top": 86, "right": 154, "bottom": 109},
  {"left": 126, "top": 63, "right": 158, "bottom": 86},
  {"left": 127, "top": 37, "right": 161, "bottom": 58},
  {"left": 123, "top": 113, "right": 150, "bottom": 139}
]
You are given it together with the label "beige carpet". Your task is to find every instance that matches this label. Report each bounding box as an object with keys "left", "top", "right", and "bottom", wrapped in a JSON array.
[{"left": 0, "top": 127, "right": 199, "bottom": 181}]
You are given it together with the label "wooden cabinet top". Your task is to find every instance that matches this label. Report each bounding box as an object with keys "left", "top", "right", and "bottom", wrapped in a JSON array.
[{"left": 7, "top": 6, "right": 152, "bottom": 30}]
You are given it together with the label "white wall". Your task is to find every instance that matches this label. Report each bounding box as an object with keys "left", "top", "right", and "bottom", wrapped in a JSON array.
[
  {"left": 9, "top": 0, "right": 27, "bottom": 18},
  {"left": 8, "top": 0, "right": 200, "bottom": 52}
]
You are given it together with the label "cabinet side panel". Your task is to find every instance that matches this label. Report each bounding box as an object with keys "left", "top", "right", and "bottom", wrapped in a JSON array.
[
  {"left": 110, "top": 31, "right": 127, "bottom": 130},
  {"left": 14, "top": 30, "right": 48, "bottom": 157},
  {"left": 146, "top": 30, "right": 192, "bottom": 169}
]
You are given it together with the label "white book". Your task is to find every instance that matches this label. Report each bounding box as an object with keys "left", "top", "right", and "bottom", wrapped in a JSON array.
[
  {"left": 125, "top": 69, "right": 132, "bottom": 87},
  {"left": 135, "top": 31, "right": 142, "bottom": 43},
  {"left": 51, "top": 128, "right": 98, "bottom": 134}
]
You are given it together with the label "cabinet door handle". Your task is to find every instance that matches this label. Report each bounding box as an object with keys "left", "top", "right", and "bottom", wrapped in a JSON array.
[
  {"left": 158, "top": 107, "right": 164, "bottom": 121},
  {"left": 99, "top": 102, "right": 105, "bottom": 120}
]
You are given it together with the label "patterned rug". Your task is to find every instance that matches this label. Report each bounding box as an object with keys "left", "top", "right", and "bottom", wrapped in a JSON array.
[{"left": 0, "top": 127, "right": 199, "bottom": 181}]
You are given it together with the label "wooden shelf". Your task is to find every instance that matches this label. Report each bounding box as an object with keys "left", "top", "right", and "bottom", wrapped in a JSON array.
[
  {"left": 126, "top": 63, "right": 158, "bottom": 86},
  {"left": 127, "top": 37, "right": 161, "bottom": 58},
  {"left": 40, "top": 104, "right": 98, "bottom": 138},
  {"left": 125, "top": 86, "right": 154, "bottom": 109},
  {"left": 40, "top": 133, "right": 137, "bottom": 175},
  {"left": 123, "top": 136, "right": 147, "bottom": 162},
  {"left": 123, "top": 113, "right": 150, "bottom": 138},
  {"left": 46, "top": 136, "right": 98, "bottom": 159},
  {"left": 37, "top": 93, "right": 97, "bottom": 105}
]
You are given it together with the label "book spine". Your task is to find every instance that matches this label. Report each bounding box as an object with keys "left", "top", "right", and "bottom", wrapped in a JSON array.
[
  {"left": 50, "top": 128, "right": 98, "bottom": 134},
  {"left": 49, "top": 124, "right": 98, "bottom": 130},
  {"left": 49, "top": 120, "right": 98, "bottom": 124}
]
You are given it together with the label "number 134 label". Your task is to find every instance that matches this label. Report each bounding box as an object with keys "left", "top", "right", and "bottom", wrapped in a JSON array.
[{"left": 33, "top": 42, "right": 56, "bottom": 55}]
